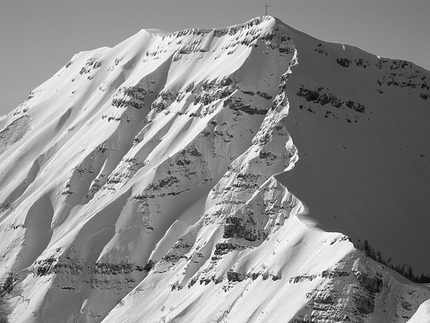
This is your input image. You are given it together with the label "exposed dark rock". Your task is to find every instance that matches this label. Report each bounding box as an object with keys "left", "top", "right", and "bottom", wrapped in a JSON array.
[
  {"left": 223, "top": 97, "right": 267, "bottom": 115},
  {"left": 33, "top": 257, "right": 147, "bottom": 278},
  {"left": 143, "top": 260, "right": 155, "bottom": 272},
  {"left": 0, "top": 272, "right": 15, "bottom": 297},
  {"left": 355, "top": 58, "right": 369, "bottom": 68},
  {"left": 345, "top": 100, "right": 365, "bottom": 113},
  {"left": 355, "top": 272, "right": 382, "bottom": 294},
  {"left": 224, "top": 216, "right": 266, "bottom": 241},
  {"left": 336, "top": 58, "right": 351, "bottom": 67},
  {"left": 297, "top": 85, "right": 365, "bottom": 114},
  {"left": 354, "top": 295, "right": 375, "bottom": 314},
  {"left": 315, "top": 294, "right": 334, "bottom": 304},
  {"left": 227, "top": 271, "right": 244, "bottom": 282},
  {"left": 214, "top": 242, "right": 237, "bottom": 255}
]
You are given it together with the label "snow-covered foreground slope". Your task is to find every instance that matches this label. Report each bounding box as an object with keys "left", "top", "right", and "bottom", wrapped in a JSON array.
[{"left": 0, "top": 16, "right": 429, "bottom": 323}]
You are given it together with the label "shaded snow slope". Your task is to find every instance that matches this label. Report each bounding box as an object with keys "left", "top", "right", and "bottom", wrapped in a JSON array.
[
  {"left": 276, "top": 24, "right": 430, "bottom": 275},
  {"left": 0, "top": 16, "right": 429, "bottom": 323}
]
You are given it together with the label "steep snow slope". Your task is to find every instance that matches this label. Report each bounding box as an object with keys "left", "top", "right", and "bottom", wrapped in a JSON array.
[
  {"left": 408, "top": 299, "right": 430, "bottom": 323},
  {"left": 0, "top": 16, "right": 429, "bottom": 323}
]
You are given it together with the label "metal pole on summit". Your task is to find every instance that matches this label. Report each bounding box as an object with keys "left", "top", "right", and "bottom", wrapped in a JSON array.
[{"left": 264, "top": 3, "right": 269, "bottom": 16}]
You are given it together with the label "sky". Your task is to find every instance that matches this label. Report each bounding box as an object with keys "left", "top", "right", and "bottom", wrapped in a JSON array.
[{"left": 1, "top": 0, "right": 429, "bottom": 117}]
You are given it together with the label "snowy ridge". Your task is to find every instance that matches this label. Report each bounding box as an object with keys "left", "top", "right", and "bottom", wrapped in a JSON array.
[{"left": 0, "top": 16, "right": 429, "bottom": 323}]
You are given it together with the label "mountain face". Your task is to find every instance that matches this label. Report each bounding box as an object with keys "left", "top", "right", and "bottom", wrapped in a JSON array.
[{"left": 0, "top": 16, "right": 429, "bottom": 323}]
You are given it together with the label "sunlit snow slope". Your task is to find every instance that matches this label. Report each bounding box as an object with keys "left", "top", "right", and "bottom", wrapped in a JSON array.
[{"left": 0, "top": 16, "right": 429, "bottom": 323}]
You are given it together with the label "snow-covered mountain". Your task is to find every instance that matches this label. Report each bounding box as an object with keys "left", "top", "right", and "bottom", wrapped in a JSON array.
[{"left": 0, "top": 16, "right": 429, "bottom": 323}]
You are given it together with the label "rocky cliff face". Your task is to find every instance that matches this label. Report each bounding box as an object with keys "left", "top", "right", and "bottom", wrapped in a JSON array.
[{"left": 0, "top": 16, "right": 429, "bottom": 323}]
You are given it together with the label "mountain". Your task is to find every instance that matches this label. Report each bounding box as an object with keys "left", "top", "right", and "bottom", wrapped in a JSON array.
[{"left": 0, "top": 16, "right": 429, "bottom": 323}]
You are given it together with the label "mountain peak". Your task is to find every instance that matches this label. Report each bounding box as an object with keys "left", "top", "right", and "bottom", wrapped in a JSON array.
[{"left": 0, "top": 16, "right": 429, "bottom": 323}]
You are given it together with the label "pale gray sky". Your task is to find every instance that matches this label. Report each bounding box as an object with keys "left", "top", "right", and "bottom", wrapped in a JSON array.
[{"left": 1, "top": 0, "right": 429, "bottom": 116}]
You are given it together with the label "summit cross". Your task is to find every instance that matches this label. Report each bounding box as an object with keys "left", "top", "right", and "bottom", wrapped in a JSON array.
[{"left": 264, "top": 3, "right": 269, "bottom": 16}]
